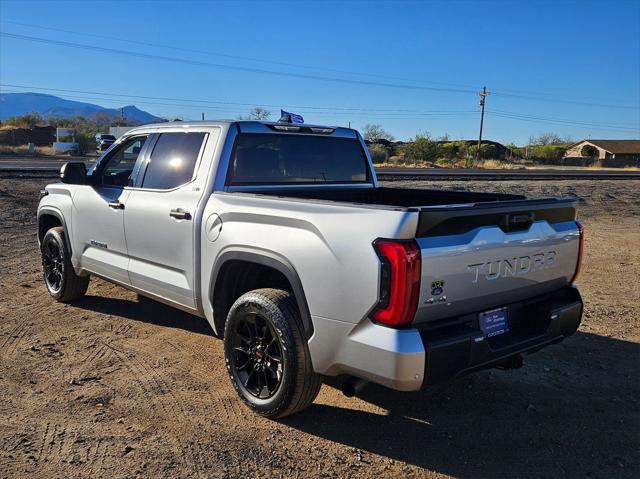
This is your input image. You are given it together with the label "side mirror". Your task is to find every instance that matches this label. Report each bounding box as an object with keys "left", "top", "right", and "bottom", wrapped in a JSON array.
[{"left": 60, "top": 162, "right": 87, "bottom": 185}]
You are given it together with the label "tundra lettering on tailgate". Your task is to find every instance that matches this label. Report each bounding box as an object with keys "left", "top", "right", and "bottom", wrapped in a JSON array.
[{"left": 467, "top": 251, "right": 557, "bottom": 283}]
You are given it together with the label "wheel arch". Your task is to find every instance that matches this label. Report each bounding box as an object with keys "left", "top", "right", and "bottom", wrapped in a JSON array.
[
  {"left": 210, "top": 250, "right": 314, "bottom": 340},
  {"left": 37, "top": 207, "right": 71, "bottom": 254}
]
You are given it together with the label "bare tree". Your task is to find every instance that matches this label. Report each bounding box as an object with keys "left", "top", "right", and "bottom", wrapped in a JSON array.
[
  {"left": 363, "top": 124, "right": 394, "bottom": 142},
  {"left": 535, "top": 132, "right": 563, "bottom": 145},
  {"left": 238, "top": 107, "right": 271, "bottom": 121}
]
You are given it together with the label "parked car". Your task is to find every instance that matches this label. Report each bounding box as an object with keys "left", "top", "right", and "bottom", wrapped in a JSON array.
[
  {"left": 37, "top": 120, "right": 584, "bottom": 418},
  {"left": 95, "top": 133, "right": 116, "bottom": 152}
]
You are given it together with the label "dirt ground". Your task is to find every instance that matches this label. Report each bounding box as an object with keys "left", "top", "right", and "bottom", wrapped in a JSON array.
[{"left": 1, "top": 176, "right": 638, "bottom": 479}]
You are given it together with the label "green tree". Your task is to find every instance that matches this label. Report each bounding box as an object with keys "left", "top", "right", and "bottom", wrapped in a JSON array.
[{"left": 581, "top": 144, "right": 598, "bottom": 157}]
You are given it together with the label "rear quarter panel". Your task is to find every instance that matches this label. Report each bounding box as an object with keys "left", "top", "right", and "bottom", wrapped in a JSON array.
[{"left": 200, "top": 193, "right": 419, "bottom": 330}]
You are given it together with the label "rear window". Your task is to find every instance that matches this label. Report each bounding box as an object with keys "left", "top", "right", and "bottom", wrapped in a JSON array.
[
  {"left": 227, "top": 133, "right": 370, "bottom": 185},
  {"left": 141, "top": 132, "right": 206, "bottom": 190}
]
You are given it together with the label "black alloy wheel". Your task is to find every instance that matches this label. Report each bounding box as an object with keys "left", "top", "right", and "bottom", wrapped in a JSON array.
[
  {"left": 42, "top": 238, "right": 64, "bottom": 293},
  {"left": 229, "top": 312, "right": 284, "bottom": 399}
]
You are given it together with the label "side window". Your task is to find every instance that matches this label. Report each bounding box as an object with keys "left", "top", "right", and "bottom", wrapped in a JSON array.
[
  {"left": 99, "top": 136, "right": 149, "bottom": 186},
  {"left": 140, "top": 132, "right": 206, "bottom": 190}
]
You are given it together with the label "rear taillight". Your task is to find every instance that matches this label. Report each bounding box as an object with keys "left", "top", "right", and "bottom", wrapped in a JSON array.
[
  {"left": 371, "top": 239, "right": 421, "bottom": 327},
  {"left": 570, "top": 220, "right": 584, "bottom": 284}
]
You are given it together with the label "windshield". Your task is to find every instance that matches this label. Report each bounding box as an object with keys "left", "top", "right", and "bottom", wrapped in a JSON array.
[{"left": 227, "top": 133, "right": 370, "bottom": 185}]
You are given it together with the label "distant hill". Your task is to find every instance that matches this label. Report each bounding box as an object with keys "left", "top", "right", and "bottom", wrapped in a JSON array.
[{"left": 0, "top": 92, "right": 164, "bottom": 124}]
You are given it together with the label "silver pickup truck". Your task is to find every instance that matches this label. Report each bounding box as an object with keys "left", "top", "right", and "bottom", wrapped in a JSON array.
[{"left": 37, "top": 120, "right": 584, "bottom": 417}]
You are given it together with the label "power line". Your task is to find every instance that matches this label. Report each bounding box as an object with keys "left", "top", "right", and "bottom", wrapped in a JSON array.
[
  {"left": 2, "top": 30, "right": 638, "bottom": 111},
  {"left": 489, "top": 109, "right": 639, "bottom": 129},
  {"left": 487, "top": 111, "right": 640, "bottom": 133},
  {"left": 0, "top": 88, "right": 479, "bottom": 122},
  {"left": 1, "top": 83, "right": 635, "bottom": 131},
  {"left": 4, "top": 19, "right": 636, "bottom": 110},
  {"left": 0, "top": 31, "right": 476, "bottom": 95},
  {"left": 0, "top": 83, "right": 473, "bottom": 114},
  {"left": 0, "top": 19, "right": 478, "bottom": 92},
  {"left": 491, "top": 91, "right": 640, "bottom": 111},
  {"left": 4, "top": 22, "right": 639, "bottom": 111}
]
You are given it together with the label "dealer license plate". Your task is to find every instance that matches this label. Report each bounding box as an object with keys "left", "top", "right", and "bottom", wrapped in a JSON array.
[{"left": 479, "top": 307, "right": 509, "bottom": 338}]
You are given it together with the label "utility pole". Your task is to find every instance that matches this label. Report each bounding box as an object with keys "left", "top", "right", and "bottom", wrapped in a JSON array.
[
  {"left": 476, "top": 86, "right": 489, "bottom": 164},
  {"left": 120, "top": 107, "right": 124, "bottom": 121},
  {"left": 202, "top": 112, "right": 205, "bottom": 121}
]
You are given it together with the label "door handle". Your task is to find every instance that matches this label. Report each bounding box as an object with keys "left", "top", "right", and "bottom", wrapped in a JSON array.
[
  {"left": 170, "top": 208, "right": 191, "bottom": 220},
  {"left": 108, "top": 201, "right": 125, "bottom": 210}
]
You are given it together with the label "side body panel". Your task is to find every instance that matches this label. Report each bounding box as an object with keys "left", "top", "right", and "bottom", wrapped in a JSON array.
[
  {"left": 199, "top": 192, "right": 419, "bottom": 334},
  {"left": 124, "top": 127, "right": 222, "bottom": 308},
  {"left": 72, "top": 185, "right": 131, "bottom": 285}
]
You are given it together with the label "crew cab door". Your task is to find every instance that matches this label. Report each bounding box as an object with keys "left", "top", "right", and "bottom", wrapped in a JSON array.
[
  {"left": 73, "top": 135, "right": 151, "bottom": 284},
  {"left": 123, "top": 130, "right": 212, "bottom": 309}
]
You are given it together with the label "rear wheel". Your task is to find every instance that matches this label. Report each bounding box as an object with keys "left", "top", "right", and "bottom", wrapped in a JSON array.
[
  {"left": 224, "top": 288, "right": 322, "bottom": 418},
  {"left": 41, "top": 227, "right": 89, "bottom": 302}
]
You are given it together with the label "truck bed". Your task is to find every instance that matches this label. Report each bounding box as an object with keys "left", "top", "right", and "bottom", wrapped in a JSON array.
[
  {"left": 244, "top": 186, "right": 522, "bottom": 208},
  {"left": 243, "top": 186, "right": 577, "bottom": 238}
]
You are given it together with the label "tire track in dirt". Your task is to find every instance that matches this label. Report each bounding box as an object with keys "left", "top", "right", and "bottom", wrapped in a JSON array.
[
  {"left": 105, "top": 341, "right": 220, "bottom": 477},
  {"left": 0, "top": 322, "right": 29, "bottom": 359},
  {"left": 137, "top": 335, "right": 250, "bottom": 423},
  {"left": 35, "top": 422, "right": 68, "bottom": 467},
  {"left": 82, "top": 436, "right": 110, "bottom": 478}
]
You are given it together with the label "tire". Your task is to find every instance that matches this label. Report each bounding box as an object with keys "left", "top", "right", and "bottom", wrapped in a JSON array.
[
  {"left": 224, "top": 288, "right": 322, "bottom": 418},
  {"left": 41, "top": 226, "right": 89, "bottom": 302}
]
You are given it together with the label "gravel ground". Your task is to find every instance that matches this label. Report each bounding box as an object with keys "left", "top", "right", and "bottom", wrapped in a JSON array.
[{"left": 0, "top": 177, "right": 638, "bottom": 479}]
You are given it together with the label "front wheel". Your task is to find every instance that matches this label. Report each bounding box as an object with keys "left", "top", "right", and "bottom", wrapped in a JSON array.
[
  {"left": 41, "top": 227, "right": 89, "bottom": 302},
  {"left": 224, "top": 288, "right": 322, "bottom": 418}
]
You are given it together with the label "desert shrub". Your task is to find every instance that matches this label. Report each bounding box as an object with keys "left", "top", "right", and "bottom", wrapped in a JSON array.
[
  {"left": 437, "top": 142, "right": 459, "bottom": 160},
  {"left": 368, "top": 143, "right": 389, "bottom": 164},
  {"left": 581, "top": 144, "right": 598, "bottom": 157},
  {"left": 469, "top": 144, "right": 496, "bottom": 159},
  {"left": 404, "top": 133, "right": 438, "bottom": 163},
  {"left": 530, "top": 144, "right": 565, "bottom": 160},
  {"left": 4, "top": 112, "right": 45, "bottom": 129}
]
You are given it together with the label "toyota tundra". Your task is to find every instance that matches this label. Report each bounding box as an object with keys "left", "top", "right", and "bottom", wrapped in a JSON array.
[{"left": 37, "top": 120, "right": 584, "bottom": 417}]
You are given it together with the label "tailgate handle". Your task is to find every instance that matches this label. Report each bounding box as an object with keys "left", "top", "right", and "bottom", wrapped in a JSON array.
[{"left": 505, "top": 212, "right": 534, "bottom": 231}]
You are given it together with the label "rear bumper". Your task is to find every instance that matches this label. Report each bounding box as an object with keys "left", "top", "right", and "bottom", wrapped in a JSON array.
[
  {"left": 310, "top": 287, "right": 582, "bottom": 391},
  {"left": 420, "top": 286, "right": 583, "bottom": 386}
]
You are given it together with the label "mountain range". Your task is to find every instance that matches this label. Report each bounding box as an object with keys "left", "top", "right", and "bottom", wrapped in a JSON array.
[{"left": 0, "top": 92, "right": 163, "bottom": 124}]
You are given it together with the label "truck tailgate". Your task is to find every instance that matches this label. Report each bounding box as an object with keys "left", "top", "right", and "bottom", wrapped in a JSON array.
[{"left": 414, "top": 198, "right": 581, "bottom": 323}]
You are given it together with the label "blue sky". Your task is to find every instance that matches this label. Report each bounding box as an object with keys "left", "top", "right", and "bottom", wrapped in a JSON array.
[{"left": 0, "top": 0, "right": 639, "bottom": 144}]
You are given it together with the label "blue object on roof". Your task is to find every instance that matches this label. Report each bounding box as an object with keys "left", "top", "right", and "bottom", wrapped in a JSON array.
[{"left": 279, "top": 109, "right": 304, "bottom": 124}]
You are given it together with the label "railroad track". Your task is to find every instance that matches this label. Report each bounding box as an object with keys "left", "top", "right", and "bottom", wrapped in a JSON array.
[{"left": 1, "top": 159, "right": 639, "bottom": 180}]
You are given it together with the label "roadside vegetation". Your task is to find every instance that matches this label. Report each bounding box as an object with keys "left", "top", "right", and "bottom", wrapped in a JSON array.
[
  {"left": 0, "top": 112, "right": 137, "bottom": 155},
  {"left": 364, "top": 124, "right": 576, "bottom": 169},
  {"left": 0, "top": 114, "right": 596, "bottom": 169}
]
